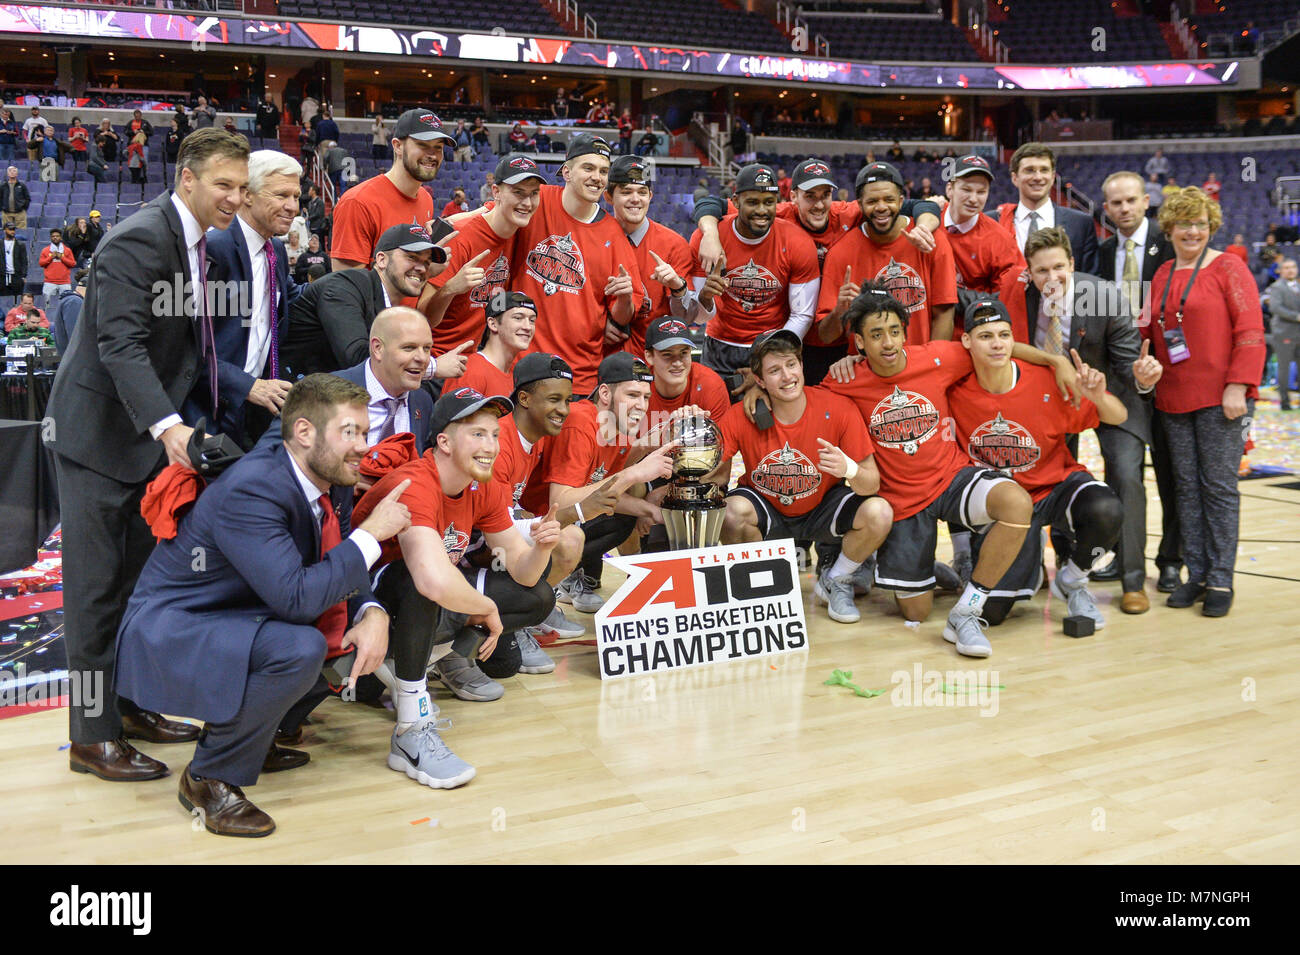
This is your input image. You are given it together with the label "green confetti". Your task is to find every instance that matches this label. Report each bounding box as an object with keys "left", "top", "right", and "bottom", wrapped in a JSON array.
[{"left": 823, "top": 669, "right": 886, "bottom": 698}]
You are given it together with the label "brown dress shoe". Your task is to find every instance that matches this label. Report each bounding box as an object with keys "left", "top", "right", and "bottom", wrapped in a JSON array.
[
  {"left": 262, "top": 744, "right": 310, "bottom": 774},
  {"left": 121, "top": 710, "right": 201, "bottom": 743},
  {"left": 1120, "top": 590, "right": 1150, "bottom": 614},
  {"left": 178, "top": 764, "right": 276, "bottom": 837},
  {"left": 69, "top": 739, "right": 169, "bottom": 781}
]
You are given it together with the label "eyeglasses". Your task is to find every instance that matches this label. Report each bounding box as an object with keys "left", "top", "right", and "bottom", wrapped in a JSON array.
[{"left": 1174, "top": 221, "right": 1210, "bottom": 231}]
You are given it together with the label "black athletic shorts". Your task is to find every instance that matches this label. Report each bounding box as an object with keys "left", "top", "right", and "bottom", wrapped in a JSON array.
[{"left": 727, "top": 482, "right": 866, "bottom": 546}]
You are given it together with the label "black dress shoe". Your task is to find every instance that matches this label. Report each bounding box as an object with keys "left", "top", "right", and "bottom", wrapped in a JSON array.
[
  {"left": 1167, "top": 581, "right": 1208, "bottom": 608},
  {"left": 1202, "top": 588, "right": 1234, "bottom": 617},
  {"left": 69, "top": 738, "right": 169, "bottom": 781},
  {"left": 262, "top": 744, "right": 310, "bottom": 773},
  {"left": 1091, "top": 559, "right": 1121, "bottom": 582},
  {"left": 121, "top": 710, "right": 201, "bottom": 743},
  {"left": 178, "top": 764, "right": 275, "bottom": 837},
  {"left": 1156, "top": 565, "right": 1183, "bottom": 594},
  {"left": 274, "top": 725, "right": 303, "bottom": 747}
]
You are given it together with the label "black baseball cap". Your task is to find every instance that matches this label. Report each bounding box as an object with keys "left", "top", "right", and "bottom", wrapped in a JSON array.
[
  {"left": 964, "top": 297, "right": 1011, "bottom": 330},
  {"left": 494, "top": 153, "right": 546, "bottom": 186},
  {"left": 607, "top": 155, "right": 652, "bottom": 187},
  {"left": 429, "top": 386, "right": 513, "bottom": 437},
  {"left": 595, "top": 352, "right": 654, "bottom": 392},
  {"left": 513, "top": 352, "right": 574, "bottom": 391},
  {"left": 855, "top": 161, "right": 904, "bottom": 193},
  {"left": 749, "top": 328, "right": 802, "bottom": 373},
  {"left": 393, "top": 108, "right": 455, "bottom": 144},
  {"left": 952, "top": 154, "right": 994, "bottom": 182},
  {"left": 645, "top": 317, "right": 695, "bottom": 352},
  {"left": 565, "top": 133, "right": 612, "bottom": 163},
  {"left": 792, "top": 158, "right": 837, "bottom": 192},
  {"left": 375, "top": 222, "right": 436, "bottom": 254},
  {"left": 735, "top": 163, "right": 780, "bottom": 195},
  {"left": 486, "top": 290, "right": 537, "bottom": 319}
]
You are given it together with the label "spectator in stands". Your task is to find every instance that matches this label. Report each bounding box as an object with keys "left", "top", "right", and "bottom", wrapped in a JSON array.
[
  {"left": 223, "top": 117, "right": 239, "bottom": 137},
  {"left": 83, "top": 211, "right": 105, "bottom": 257},
  {"left": 127, "top": 109, "right": 153, "bottom": 164},
  {"left": 370, "top": 114, "right": 388, "bottom": 161},
  {"left": 1258, "top": 232, "right": 1279, "bottom": 270},
  {"left": 886, "top": 141, "right": 904, "bottom": 162},
  {"left": 509, "top": 122, "right": 534, "bottom": 150},
  {"left": 1142, "top": 187, "right": 1266, "bottom": 617},
  {"left": 191, "top": 95, "right": 216, "bottom": 130},
  {"left": 49, "top": 270, "right": 86, "bottom": 353},
  {"left": 22, "top": 106, "right": 44, "bottom": 160},
  {"left": 299, "top": 94, "right": 319, "bottom": 129},
  {"left": 552, "top": 87, "right": 569, "bottom": 120},
  {"left": 0, "top": 109, "right": 16, "bottom": 162},
  {"left": 1, "top": 165, "right": 30, "bottom": 230},
  {"left": 41, "top": 123, "right": 62, "bottom": 171},
  {"left": 1202, "top": 172, "right": 1221, "bottom": 203},
  {"left": 4, "top": 291, "right": 44, "bottom": 331},
  {"left": 173, "top": 104, "right": 190, "bottom": 136},
  {"left": 2, "top": 220, "right": 26, "bottom": 303},
  {"left": 618, "top": 109, "right": 634, "bottom": 155},
  {"left": 1145, "top": 148, "right": 1170, "bottom": 184},
  {"left": 722, "top": 178, "right": 736, "bottom": 200},
  {"left": 636, "top": 126, "right": 659, "bottom": 156},
  {"left": 306, "top": 263, "right": 327, "bottom": 283},
  {"left": 1225, "top": 233, "right": 1249, "bottom": 265},
  {"left": 127, "top": 130, "right": 148, "bottom": 184},
  {"left": 39, "top": 228, "right": 76, "bottom": 299},
  {"left": 316, "top": 107, "right": 340, "bottom": 146},
  {"left": 479, "top": 172, "right": 495, "bottom": 205},
  {"left": 1162, "top": 175, "right": 1180, "bottom": 201},
  {"left": 1266, "top": 249, "right": 1285, "bottom": 284},
  {"left": 1145, "top": 171, "right": 1164, "bottom": 218},
  {"left": 320, "top": 139, "right": 349, "bottom": 198},
  {"left": 304, "top": 183, "right": 327, "bottom": 239},
  {"left": 256, "top": 92, "right": 280, "bottom": 146},
  {"left": 777, "top": 167, "right": 792, "bottom": 201},
  {"left": 86, "top": 141, "right": 109, "bottom": 184},
  {"left": 282, "top": 210, "right": 309, "bottom": 253},
  {"left": 1266, "top": 259, "right": 1300, "bottom": 411},
  {"left": 918, "top": 177, "right": 935, "bottom": 199},
  {"left": 164, "top": 119, "right": 184, "bottom": 171},
  {"left": 95, "top": 119, "right": 120, "bottom": 164},
  {"left": 64, "top": 217, "right": 94, "bottom": 265},
  {"left": 440, "top": 187, "right": 469, "bottom": 217},
  {"left": 912, "top": 145, "right": 932, "bottom": 163},
  {"left": 693, "top": 178, "right": 709, "bottom": 203},
  {"left": 903, "top": 178, "right": 916, "bottom": 199},
  {"left": 67, "top": 117, "right": 90, "bottom": 171},
  {"left": 452, "top": 119, "right": 474, "bottom": 164},
  {"left": 470, "top": 116, "right": 490, "bottom": 154},
  {"left": 294, "top": 232, "right": 330, "bottom": 285},
  {"left": 284, "top": 229, "right": 303, "bottom": 270}
]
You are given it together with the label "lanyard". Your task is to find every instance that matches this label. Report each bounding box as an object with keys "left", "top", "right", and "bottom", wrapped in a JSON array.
[{"left": 1158, "top": 246, "right": 1208, "bottom": 330}]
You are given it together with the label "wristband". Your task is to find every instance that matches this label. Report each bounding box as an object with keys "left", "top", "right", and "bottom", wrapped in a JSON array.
[
  {"left": 844, "top": 457, "right": 859, "bottom": 482},
  {"left": 574, "top": 501, "right": 586, "bottom": 524},
  {"left": 671, "top": 278, "right": 687, "bottom": 295}
]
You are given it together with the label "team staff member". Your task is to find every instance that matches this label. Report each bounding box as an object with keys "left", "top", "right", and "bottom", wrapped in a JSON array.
[
  {"left": 605, "top": 154, "right": 699, "bottom": 356},
  {"left": 440, "top": 291, "right": 536, "bottom": 398},
  {"left": 949, "top": 300, "right": 1137, "bottom": 629},
  {"left": 330, "top": 108, "right": 455, "bottom": 272},
  {"left": 823, "top": 286, "right": 1076, "bottom": 657},
  {"left": 707, "top": 329, "right": 893, "bottom": 625},
  {"left": 994, "top": 142, "right": 1099, "bottom": 274},
  {"left": 522, "top": 352, "right": 677, "bottom": 613},
  {"left": 508, "top": 134, "right": 645, "bottom": 394},
  {"left": 354, "top": 389, "right": 560, "bottom": 777},
  {"left": 45, "top": 128, "right": 250, "bottom": 782},
  {"left": 689, "top": 163, "right": 821, "bottom": 389},
  {"left": 420, "top": 153, "right": 546, "bottom": 358},
  {"left": 694, "top": 157, "right": 942, "bottom": 384},
  {"left": 816, "top": 162, "right": 958, "bottom": 347}
]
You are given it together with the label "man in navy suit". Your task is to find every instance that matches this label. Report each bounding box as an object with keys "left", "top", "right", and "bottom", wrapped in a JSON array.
[
  {"left": 995, "top": 143, "right": 1099, "bottom": 275},
  {"left": 116, "top": 375, "right": 412, "bottom": 836},
  {"left": 202, "top": 150, "right": 303, "bottom": 448}
]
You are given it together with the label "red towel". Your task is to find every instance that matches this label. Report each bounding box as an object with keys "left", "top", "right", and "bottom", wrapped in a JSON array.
[
  {"left": 140, "top": 465, "right": 206, "bottom": 541},
  {"left": 359, "top": 432, "right": 418, "bottom": 482}
]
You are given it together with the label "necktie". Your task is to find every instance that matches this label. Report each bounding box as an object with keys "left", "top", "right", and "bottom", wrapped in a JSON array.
[
  {"left": 263, "top": 238, "right": 280, "bottom": 379},
  {"left": 946, "top": 224, "right": 960, "bottom": 235},
  {"left": 1122, "top": 238, "right": 1140, "bottom": 316},
  {"left": 1045, "top": 297, "right": 1064, "bottom": 356},
  {"left": 315, "top": 493, "right": 348, "bottom": 657},
  {"left": 1027, "top": 209, "right": 1041, "bottom": 239},
  {"left": 377, "top": 396, "right": 402, "bottom": 441},
  {"left": 196, "top": 234, "right": 219, "bottom": 415}
]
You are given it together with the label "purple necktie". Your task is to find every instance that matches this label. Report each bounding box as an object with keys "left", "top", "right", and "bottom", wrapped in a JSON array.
[
  {"left": 263, "top": 238, "right": 280, "bottom": 380},
  {"left": 196, "top": 234, "right": 219, "bottom": 414}
]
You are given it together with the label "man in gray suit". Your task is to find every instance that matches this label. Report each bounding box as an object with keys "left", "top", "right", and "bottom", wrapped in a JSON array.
[
  {"left": 1266, "top": 259, "right": 1300, "bottom": 411},
  {"left": 43, "top": 129, "right": 251, "bottom": 782},
  {"left": 1024, "top": 226, "right": 1152, "bottom": 614}
]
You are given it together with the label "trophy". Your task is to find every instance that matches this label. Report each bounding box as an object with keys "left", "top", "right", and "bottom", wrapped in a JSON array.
[{"left": 661, "top": 413, "right": 726, "bottom": 550}]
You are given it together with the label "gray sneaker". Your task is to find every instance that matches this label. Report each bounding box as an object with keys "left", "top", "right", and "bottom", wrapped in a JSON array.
[
  {"left": 388, "top": 717, "right": 476, "bottom": 789},
  {"left": 814, "top": 568, "right": 861, "bottom": 623},
  {"left": 849, "top": 556, "right": 875, "bottom": 597},
  {"left": 517, "top": 628, "right": 556, "bottom": 674},
  {"left": 433, "top": 651, "right": 505, "bottom": 702},
  {"left": 943, "top": 610, "right": 992, "bottom": 658},
  {"left": 952, "top": 551, "right": 973, "bottom": 589},
  {"left": 1051, "top": 575, "right": 1106, "bottom": 630},
  {"left": 540, "top": 604, "right": 586, "bottom": 638},
  {"left": 556, "top": 570, "right": 604, "bottom": 613}
]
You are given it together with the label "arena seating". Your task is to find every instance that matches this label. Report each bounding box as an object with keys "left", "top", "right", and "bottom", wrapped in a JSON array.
[
  {"left": 800, "top": 14, "right": 978, "bottom": 61},
  {"left": 276, "top": 0, "right": 561, "bottom": 36},
  {"left": 993, "top": 0, "right": 1172, "bottom": 62},
  {"left": 1188, "top": 0, "right": 1299, "bottom": 54}
]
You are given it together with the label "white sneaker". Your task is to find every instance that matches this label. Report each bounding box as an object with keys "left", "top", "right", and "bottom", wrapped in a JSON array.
[
  {"left": 942, "top": 610, "right": 992, "bottom": 658},
  {"left": 1051, "top": 575, "right": 1106, "bottom": 629},
  {"left": 388, "top": 717, "right": 475, "bottom": 789}
]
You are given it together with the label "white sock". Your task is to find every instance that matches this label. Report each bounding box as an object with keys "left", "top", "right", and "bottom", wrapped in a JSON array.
[
  {"left": 955, "top": 582, "right": 990, "bottom": 616},
  {"left": 829, "top": 553, "right": 863, "bottom": 580},
  {"left": 950, "top": 530, "right": 972, "bottom": 561},
  {"left": 395, "top": 678, "right": 433, "bottom": 734},
  {"left": 1057, "top": 560, "right": 1089, "bottom": 592}
]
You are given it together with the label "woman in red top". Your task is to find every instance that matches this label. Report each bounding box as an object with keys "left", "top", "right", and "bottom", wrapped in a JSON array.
[{"left": 1140, "top": 187, "right": 1265, "bottom": 616}]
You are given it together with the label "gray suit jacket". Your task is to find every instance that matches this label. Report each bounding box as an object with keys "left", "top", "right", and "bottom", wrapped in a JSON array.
[
  {"left": 1026, "top": 270, "right": 1149, "bottom": 445},
  {"left": 1265, "top": 279, "right": 1300, "bottom": 340},
  {"left": 43, "top": 193, "right": 204, "bottom": 484}
]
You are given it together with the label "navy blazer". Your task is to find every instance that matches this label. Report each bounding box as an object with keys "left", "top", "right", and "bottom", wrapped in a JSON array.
[
  {"left": 115, "top": 443, "right": 375, "bottom": 723},
  {"left": 997, "top": 202, "right": 1099, "bottom": 276}
]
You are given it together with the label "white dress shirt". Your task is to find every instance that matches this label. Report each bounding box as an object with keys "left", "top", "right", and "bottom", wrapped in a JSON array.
[
  {"left": 364, "top": 358, "right": 410, "bottom": 444},
  {"left": 237, "top": 216, "right": 273, "bottom": 377},
  {"left": 3, "top": 237, "right": 13, "bottom": 276},
  {"left": 1015, "top": 200, "right": 1055, "bottom": 253},
  {"left": 1035, "top": 275, "right": 1074, "bottom": 352},
  {"left": 149, "top": 194, "right": 207, "bottom": 441},
  {"left": 943, "top": 206, "right": 979, "bottom": 234},
  {"left": 1112, "top": 216, "right": 1149, "bottom": 284}
]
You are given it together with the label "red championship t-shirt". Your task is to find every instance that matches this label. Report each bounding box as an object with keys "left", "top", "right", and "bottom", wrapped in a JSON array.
[
  {"left": 717, "top": 386, "right": 873, "bottom": 518},
  {"left": 643, "top": 362, "right": 731, "bottom": 436},
  {"left": 511, "top": 184, "right": 645, "bottom": 394},
  {"left": 818, "top": 222, "right": 958, "bottom": 346},
  {"left": 519, "top": 399, "right": 633, "bottom": 513},
  {"left": 944, "top": 214, "right": 1030, "bottom": 341},
  {"left": 823, "top": 340, "right": 974, "bottom": 520},
  {"left": 330, "top": 175, "right": 436, "bottom": 268},
  {"left": 426, "top": 213, "right": 514, "bottom": 356},
  {"left": 493, "top": 413, "right": 546, "bottom": 509},
  {"left": 689, "top": 215, "right": 820, "bottom": 345},
  {"left": 948, "top": 361, "right": 1100, "bottom": 502},
  {"left": 439, "top": 351, "right": 515, "bottom": 401},
  {"left": 776, "top": 199, "right": 863, "bottom": 268},
  {"left": 354, "top": 450, "right": 512, "bottom": 568},
  {"left": 620, "top": 219, "right": 697, "bottom": 358}
]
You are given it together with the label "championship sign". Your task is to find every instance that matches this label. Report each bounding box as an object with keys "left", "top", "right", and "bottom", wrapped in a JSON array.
[{"left": 594, "top": 539, "right": 808, "bottom": 679}]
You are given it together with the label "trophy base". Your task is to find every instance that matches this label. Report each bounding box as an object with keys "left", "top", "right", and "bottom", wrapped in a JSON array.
[{"left": 662, "top": 498, "right": 726, "bottom": 551}]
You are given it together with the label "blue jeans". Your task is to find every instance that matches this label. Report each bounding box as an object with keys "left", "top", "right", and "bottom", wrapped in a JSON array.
[{"left": 0, "top": 141, "right": 13, "bottom": 161}]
